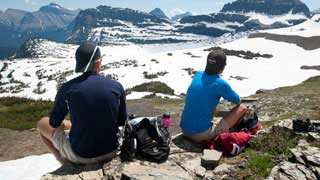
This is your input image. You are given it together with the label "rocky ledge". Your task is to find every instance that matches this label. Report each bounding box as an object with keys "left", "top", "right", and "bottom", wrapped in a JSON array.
[{"left": 41, "top": 123, "right": 320, "bottom": 180}]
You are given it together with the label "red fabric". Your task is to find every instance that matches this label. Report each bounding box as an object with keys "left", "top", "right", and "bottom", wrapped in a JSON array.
[
  {"left": 206, "top": 132, "right": 251, "bottom": 156},
  {"left": 249, "top": 124, "right": 261, "bottom": 135}
]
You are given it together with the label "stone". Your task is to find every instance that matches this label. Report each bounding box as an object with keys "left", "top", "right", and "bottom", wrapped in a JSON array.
[
  {"left": 215, "top": 104, "right": 229, "bottom": 117},
  {"left": 201, "top": 149, "right": 222, "bottom": 169},
  {"left": 268, "top": 160, "right": 319, "bottom": 180},
  {"left": 296, "top": 164, "right": 317, "bottom": 180},
  {"left": 290, "top": 148, "right": 306, "bottom": 165},
  {"left": 41, "top": 164, "right": 103, "bottom": 180},
  {"left": 256, "top": 89, "right": 268, "bottom": 94},
  {"left": 308, "top": 132, "right": 320, "bottom": 141},
  {"left": 310, "top": 166, "right": 320, "bottom": 179},
  {"left": 277, "top": 162, "right": 307, "bottom": 180},
  {"left": 213, "top": 163, "right": 234, "bottom": 174},
  {"left": 301, "top": 146, "right": 320, "bottom": 167},
  {"left": 121, "top": 161, "right": 192, "bottom": 180}
]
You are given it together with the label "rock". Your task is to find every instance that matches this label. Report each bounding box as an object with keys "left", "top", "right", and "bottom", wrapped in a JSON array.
[
  {"left": 290, "top": 148, "right": 305, "bottom": 165},
  {"left": 121, "top": 161, "right": 193, "bottom": 180},
  {"left": 270, "top": 139, "right": 320, "bottom": 180},
  {"left": 297, "top": 139, "right": 311, "bottom": 147},
  {"left": 310, "top": 166, "right": 320, "bottom": 179},
  {"left": 274, "top": 119, "right": 293, "bottom": 130},
  {"left": 308, "top": 132, "right": 320, "bottom": 141},
  {"left": 41, "top": 164, "right": 104, "bottom": 180},
  {"left": 201, "top": 149, "right": 222, "bottom": 169},
  {"left": 256, "top": 89, "right": 268, "bottom": 94},
  {"left": 215, "top": 104, "right": 229, "bottom": 117},
  {"left": 213, "top": 163, "right": 234, "bottom": 174},
  {"left": 301, "top": 146, "right": 320, "bottom": 167},
  {"left": 295, "top": 164, "right": 317, "bottom": 180},
  {"left": 269, "top": 162, "right": 307, "bottom": 180}
]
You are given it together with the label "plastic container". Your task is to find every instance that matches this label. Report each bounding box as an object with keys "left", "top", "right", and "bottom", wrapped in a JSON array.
[{"left": 161, "top": 112, "right": 171, "bottom": 129}]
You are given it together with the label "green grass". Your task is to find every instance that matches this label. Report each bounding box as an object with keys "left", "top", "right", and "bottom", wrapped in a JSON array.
[
  {"left": 0, "top": 97, "right": 53, "bottom": 130},
  {"left": 238, "top": 153, "right": 274, "bottom": 180},
  {"left": 237, "top": 126, "right": 301, "bottom": 179},
  {"left": 250, "top": 127, "right": 300, "bottom": 157}
]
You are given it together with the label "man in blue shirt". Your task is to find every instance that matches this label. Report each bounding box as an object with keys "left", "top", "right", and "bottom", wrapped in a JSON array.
[
  {"left": 180, "top": 50, "right": 247, "bottom": 143},
  {"left": 37, "top": 43, "right": 127, "bottom": 164}
]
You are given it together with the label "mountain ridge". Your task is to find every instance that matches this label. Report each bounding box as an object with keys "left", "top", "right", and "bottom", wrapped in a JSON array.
[{"left": 149, "top": 8, "right": 169, "bottom": 20}]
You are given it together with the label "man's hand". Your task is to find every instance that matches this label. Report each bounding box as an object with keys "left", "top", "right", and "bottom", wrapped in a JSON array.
[{"left": 58, "top": 120, "right": 72, "bottom": 130}]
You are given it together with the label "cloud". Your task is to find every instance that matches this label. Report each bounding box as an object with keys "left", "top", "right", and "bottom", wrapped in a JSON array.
[
  {"left": 169, "top": 8, "right": 186, "bottom": 17},
  {"left": 24, "top": 0, "right": 40, "bottom": 6}
]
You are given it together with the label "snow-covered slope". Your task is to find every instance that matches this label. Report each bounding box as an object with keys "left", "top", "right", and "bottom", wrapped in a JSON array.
[
  {"left": 0, "top": 154, "right": 59, "bottom": 180},
  {"left": 0, "top": 15, "right": 320, "bottom": 180},
  {"left": 261, "top": 14, "right": 320, "bottom": 37},
  {"left": 0, "top": 17, "right": 320, "bottom": 101}
]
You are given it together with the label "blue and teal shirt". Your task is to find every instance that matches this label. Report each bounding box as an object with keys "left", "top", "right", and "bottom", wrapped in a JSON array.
[{"left": 180, "top": 71, "right": 240, "bottom": 135}]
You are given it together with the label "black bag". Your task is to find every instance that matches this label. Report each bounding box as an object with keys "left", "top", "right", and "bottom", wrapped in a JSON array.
[
  {"left": 236, "top": 105, "right": 259, "bottom": 132},
  {"left": 120, "top": 120, "right": 138, "bottom": 161},
  {"left": 120, "top": 117, "right": 171, "bottom": 163},
  {"left": 293, "top": 118, "right": 320, "bottom": 133}
]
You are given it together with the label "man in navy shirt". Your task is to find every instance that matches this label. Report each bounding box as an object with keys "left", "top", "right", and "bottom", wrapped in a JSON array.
[
  {"left": 37, "top": 43, "right": 127, "bottom": 164},
  {"left": 180, "top": 50, "right": 247, "bottom": 143}
]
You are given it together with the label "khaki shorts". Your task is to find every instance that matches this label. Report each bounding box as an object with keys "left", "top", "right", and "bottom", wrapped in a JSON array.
[
  {"left": 183, "top": 119, "right": 229, "bottom": 143},
  {"left": 52, "top": 129, "right": 117, "bottom": 165}
]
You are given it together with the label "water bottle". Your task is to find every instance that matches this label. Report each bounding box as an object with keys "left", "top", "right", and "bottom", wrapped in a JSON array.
[{"left": 161, "top": 112, "right": 171, "bottom": 129}]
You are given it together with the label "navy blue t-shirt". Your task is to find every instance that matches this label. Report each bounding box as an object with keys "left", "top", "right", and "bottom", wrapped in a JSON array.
[{"left": 49, "top": 72, "right": 127, "bottom": 158}]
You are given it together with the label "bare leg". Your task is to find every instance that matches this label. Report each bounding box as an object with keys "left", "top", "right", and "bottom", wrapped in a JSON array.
[
  {"left": 223, "top": 104, "right": 247, "bottom": 129},
  {"left": 37, "top": 117, "right": 71, "bottom": 164}
]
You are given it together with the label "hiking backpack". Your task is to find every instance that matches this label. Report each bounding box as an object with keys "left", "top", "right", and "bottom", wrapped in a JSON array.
[
  {"left": 293, "top": 118, "right": 320, "bottom": 133},
  {"left": 236, "top": 105, "right": 259, "bottom": 132},
  {"left": 120, "top": 116, "right": 171, "bottom": 163}
]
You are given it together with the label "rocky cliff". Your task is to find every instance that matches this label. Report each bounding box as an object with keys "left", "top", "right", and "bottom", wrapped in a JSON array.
[
  {"left": 0, "top": 3, "right": 79, "bottom": 58},
  {"left": 177, "top": 0, "right": 310, "bottom": 37},
  {"left": 221, "top": 0, "right": 310, "bottom": 16},
  {"left": 66, "top": 6, "right": 206, "bottom": 45}
]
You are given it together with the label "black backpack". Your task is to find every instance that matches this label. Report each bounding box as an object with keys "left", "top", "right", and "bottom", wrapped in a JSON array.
[
  {"left": 293, "top": 118, "right": 320, "bottom": 133},
  {"left": 236, "top": 105, "right": 259, "bottom": 132},
  {"left": 120, "top": 117, "right": 171, "bottom": 163}
]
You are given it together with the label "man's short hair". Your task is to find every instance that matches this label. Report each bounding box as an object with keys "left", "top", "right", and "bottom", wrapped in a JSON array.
[
  {"left": 205, "top": 50, "right": 227, "bottom": 75},
  {"left": 75, "top": 42, "right": 101, "bottom": 73}
]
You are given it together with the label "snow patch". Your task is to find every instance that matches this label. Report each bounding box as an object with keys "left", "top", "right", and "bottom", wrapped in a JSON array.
[{"left": 0, "top": 154, "right": 60, "bottom": 180}]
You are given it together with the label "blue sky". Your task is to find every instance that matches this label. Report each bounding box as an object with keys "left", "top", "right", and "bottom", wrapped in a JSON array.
[{"left": 1, "top": 0, "right": 320, "bottom": 17}]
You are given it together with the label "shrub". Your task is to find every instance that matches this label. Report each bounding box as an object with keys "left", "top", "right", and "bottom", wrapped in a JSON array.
[
  {"left": 238, "top": 153, "right": 274, "bottom": 179},
  {"left": 126, "top": 81, "right": 175, "bottom": 95},
  {"left": 250, "top": 126, "right": 300, "bottom": 157}
]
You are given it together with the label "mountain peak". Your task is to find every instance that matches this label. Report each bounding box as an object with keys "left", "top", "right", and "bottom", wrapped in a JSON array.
[
  {"left": 39, "top": 3, "right": 68, "bottom": 14},
  {"left": 37, "top": 3, "right": 79, "bottom": 17},
  {"left": 149, "top": 8, "right": 169, "bottom": 20},
  {"left": 48, "top": 3, "right": 62, "bottom": 8},
  {"left": 221, "top": 0, "right": 310, "bottom": 17}
]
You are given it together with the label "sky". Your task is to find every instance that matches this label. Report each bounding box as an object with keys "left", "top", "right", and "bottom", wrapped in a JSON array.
[{"left": 1, "top": 0, "right": 320, "bottom": 17}]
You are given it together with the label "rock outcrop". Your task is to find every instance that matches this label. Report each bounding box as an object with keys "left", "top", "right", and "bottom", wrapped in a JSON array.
[
  {"left": 178, "top": 0, "right": 310, "bottom": 37},
  {"left": 221, "top": 0, "right": 311, "bottom": 17},
  {"left": 41, "top": 134, "right": 239, "bottom": 180},
  {"left": 268, "top": 140, "right": 320, "bottom": 180}
]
